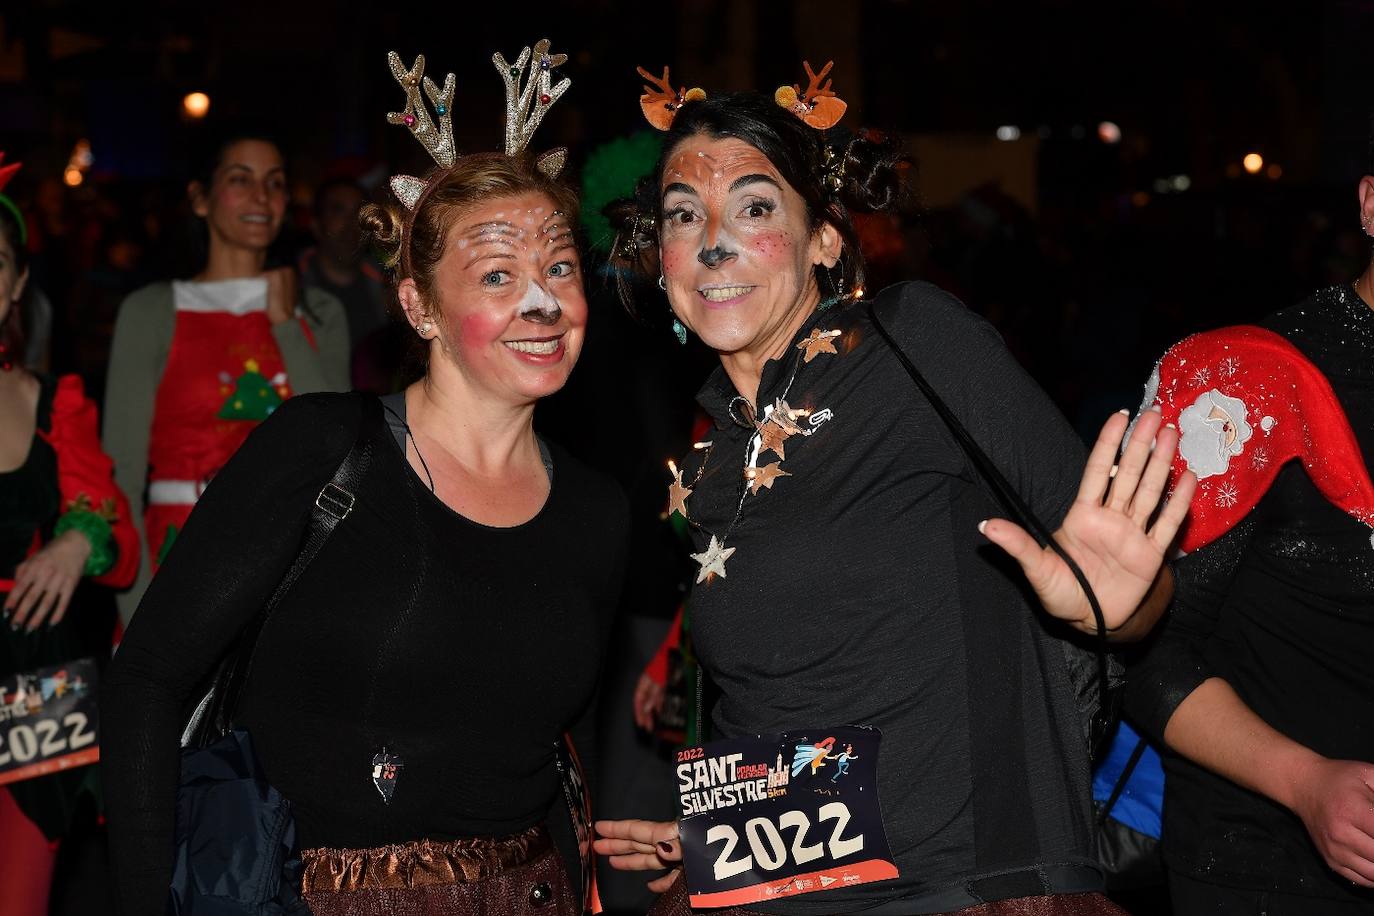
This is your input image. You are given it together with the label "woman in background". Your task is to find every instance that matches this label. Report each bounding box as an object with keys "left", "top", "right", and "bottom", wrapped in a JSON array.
[{"left": 104, "top": 128, "right": 349, "bottom": 621}]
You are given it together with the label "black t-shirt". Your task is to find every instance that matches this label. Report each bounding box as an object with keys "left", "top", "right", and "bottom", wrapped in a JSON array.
[
  {"left": 677, "top": 281, "right": 1100, "bottom": 913},
  {"left": 102, "top": 393, "right": 628, "bottom": 915},
  {"left": 1125, "top": 285, "right": 1374, "bottom": 905}
]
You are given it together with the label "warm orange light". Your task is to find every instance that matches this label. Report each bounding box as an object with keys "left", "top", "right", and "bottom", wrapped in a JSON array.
[
  {"left": 1098, "top": 121, "right": 1121, "bottom": 144},
  {"left": 63, "top": 167, "right": 83, "bottom": 187},
  {"left": 1131, "top": 191, "right": 1150, "bottom": 207},
  {"left": 182, "top": 92, "right": 211, "bottom": 119},
  {"left": 1266, "top": 163, "right": 1283, "bottom": 180},
  {"left": 1242, "top": 153, "right": 1264, "bottom": 174}
]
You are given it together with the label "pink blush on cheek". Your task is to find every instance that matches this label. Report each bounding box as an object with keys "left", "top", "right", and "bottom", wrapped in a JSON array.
[{"left": 457, "top": 312, "right": 508, "bottom": 362}]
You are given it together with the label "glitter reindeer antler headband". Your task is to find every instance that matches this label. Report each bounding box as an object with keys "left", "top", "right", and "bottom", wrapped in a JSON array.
[{"left": 385, "top": 39, "right": 572, "bottom": 211}]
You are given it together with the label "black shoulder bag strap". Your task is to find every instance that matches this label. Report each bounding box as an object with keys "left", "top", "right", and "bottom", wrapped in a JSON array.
[
  {"left": 183, "top": 397, "right": 376, "bottom": 748},
  {"left": 865, "top": 301, "right": 1113, "bottom": 746}
]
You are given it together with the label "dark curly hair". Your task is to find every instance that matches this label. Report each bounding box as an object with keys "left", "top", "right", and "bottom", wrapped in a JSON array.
[{"left": 606, "top": 91, "right": 911, "bottom": 314}]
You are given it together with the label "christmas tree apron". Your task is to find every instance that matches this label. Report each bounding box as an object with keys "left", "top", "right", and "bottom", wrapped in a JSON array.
[{"left": 145, "top": 279, "right": 293, "bottom": 569}]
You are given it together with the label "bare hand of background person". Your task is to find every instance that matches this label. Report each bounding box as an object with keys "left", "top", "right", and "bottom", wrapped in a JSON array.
[
  {"left": 4, "top": 530, "right": 91, "bottom": 632},
  {"left": 980, "top": 408, "right": 1195, "bottom": 640},
  {"left": 1290, "top": 758, "right": 1374, "bottom": 886},
  {"left": 634, "top": 673, "right": 666, "bottom": 731},
  {"left": 264, "top": 266, "right": 298, "bottom": 325},
  {"left": 595, "top": 819, "right": 682, "bottom": 893}
]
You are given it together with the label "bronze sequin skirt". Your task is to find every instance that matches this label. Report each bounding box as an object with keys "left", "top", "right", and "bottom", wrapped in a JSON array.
[
  {"left": 301, "top": 824, "right": 577, "bottom": 916},
  {"left": 646, "top": 873, "right": 1128, "bottom": 916}
]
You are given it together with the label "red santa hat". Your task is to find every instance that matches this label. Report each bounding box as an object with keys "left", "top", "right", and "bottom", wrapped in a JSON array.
[{"left": 1138, "top": 325, "right": 1374, "bottom": 553}]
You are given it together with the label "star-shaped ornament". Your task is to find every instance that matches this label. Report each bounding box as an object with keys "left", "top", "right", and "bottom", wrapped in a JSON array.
[
  {"left": 747, "top": 461, "right": 791, "bottom": 495},
  {"left": 757, "top": 417, "right": 796, "bottom": 460},
  {"left": 666, "top": 469, "right": 692, "bottom": 519},
  {"left": 690, "top": 535, "right": 736, "bottom": 584},
  {"left": 797, "top": 328, "right": 841, "bottom": 363},
  {"left": 768, "top": 398, "right": 807, "bottom": 435}
]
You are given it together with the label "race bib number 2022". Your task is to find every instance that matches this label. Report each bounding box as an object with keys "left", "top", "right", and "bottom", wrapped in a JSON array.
[
  {"left": 0, "top": 658, "right": 99, "bottom": 786},
  {"left": 676, "top": 726, "right": 897, "bottom": 908}
]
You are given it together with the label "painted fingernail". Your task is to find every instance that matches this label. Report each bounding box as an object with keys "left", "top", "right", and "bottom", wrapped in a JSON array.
[
  {"left": 658, "top": 841, "right": 674, "bottom": 854},
  {"left": 1109, "top": 465, "right": 1119, "bottom": 478},
  {"left": 1166, "top": 423, "right": 1176, "bottom": 430},
  {"left": 1149, "top": 404, "right": 1162, "bottom": 413},
  {"left": 1116, "top": 408, "right": 1130, "bottom": 415},
  {"left": 977, "top": 519, "right": 988, "bottom": 535}
]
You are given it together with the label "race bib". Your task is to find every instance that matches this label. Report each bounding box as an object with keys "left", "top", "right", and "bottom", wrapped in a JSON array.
[
  {"left": 677, "top": 725, "right": 897, "bottom": 908},
  {"left": 0, "top": 658, "right": 100, "bottom": 785}
]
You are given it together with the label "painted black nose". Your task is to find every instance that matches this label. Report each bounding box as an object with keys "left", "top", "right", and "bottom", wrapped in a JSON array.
[
  {"left": 521, "top": 304, "right": 562, "bottom": 325},
  {"left": 516, "top": 302, "right": 560, "bottom": 324},
  {"left": 698, "top": 245, "right": 735, "bottom": 268}
]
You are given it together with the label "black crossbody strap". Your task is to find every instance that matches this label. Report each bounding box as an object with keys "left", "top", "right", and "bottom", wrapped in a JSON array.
[
  {"left": 865, "top": 302, "right": 1112, "bottom": 725},
  {"left": 192, "top": 397, "right": 376, "bottom": 744},
  {"left": 1096, "top": 735, "right": 1149, "bottom": 826}
]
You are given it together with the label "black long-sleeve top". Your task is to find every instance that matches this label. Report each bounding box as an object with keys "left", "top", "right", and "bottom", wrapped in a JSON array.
[
  {"left": 678, "top": 282, "right": 1106, "bottom": 913},
  {"left": 102, "top": 393, "right": 629, "bottom": 915},
  {"left": 1124, "top": 285, "right": 1374, "bottom": 903}
]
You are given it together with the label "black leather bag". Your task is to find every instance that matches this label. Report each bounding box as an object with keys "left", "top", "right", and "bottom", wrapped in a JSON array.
[{"left": 168, "top": 416, "right": 372, "bottom": 915}]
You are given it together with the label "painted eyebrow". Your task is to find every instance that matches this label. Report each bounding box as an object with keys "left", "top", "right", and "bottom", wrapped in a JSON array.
[
  {"left": 463, "top": 238, "right": 521, "bottom": 267},
  {"left": 662, "top": 182, "right": 697, "bottom": 200},
  {"left": 729, "top": 174, "right": 780, "bottom": 194},
  {"left": 463, "top": 221, "right": 523, "bottom": 238}
]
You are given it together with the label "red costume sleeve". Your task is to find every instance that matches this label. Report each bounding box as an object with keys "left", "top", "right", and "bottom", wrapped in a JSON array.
[{"left": 39, "top": 374, "right": 142, "bottom": 588}]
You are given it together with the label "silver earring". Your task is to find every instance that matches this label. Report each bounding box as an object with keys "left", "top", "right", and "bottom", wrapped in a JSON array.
[{"left": 658, "top": 275, "right": 667, "bottom": 290}]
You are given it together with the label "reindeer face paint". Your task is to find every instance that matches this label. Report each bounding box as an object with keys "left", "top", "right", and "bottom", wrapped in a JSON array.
[
  {"left": 423, "top": 191, "right": 586, "bottom": 403},
  {"left": 659, "top": 136, "right": 832, "bottom": 365}
]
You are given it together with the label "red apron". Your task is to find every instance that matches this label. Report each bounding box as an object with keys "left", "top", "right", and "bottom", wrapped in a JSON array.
[{"left": 145, "top": 279, "right": 293, "bottom": 568}]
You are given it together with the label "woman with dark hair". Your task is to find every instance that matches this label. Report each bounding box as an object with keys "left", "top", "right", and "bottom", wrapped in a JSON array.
[
  {"left": 102, "top": 44, "right": 627, "bottom": 915},
  {"left": 594, "top": 70, "right": 1192, "bottom": 915},
  {"left": 103, "top": 128, "right": 350, "bottom": 622},
  {"left": 0, "top": 155, "right": 139, "bottom": 916}
]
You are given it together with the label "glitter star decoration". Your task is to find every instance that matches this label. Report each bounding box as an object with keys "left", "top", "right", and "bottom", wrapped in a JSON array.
[
  {"left": 746, "top": 461, "right": 791, "bottom": 495},
  {"left": 690, "top": 535, "right": 736, "bottom": 583},
  {"left": 796, "top": 328, "right": 841, "bottom": 363},
  {"left": 667, "top": 468, "right": 692, "bottom": 519}
]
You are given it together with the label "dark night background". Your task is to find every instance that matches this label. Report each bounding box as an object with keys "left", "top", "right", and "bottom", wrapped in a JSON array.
[
  {"left": 2, "top": 2, "right": 1370, "bottom": 913},
  {"left": 6, "top": 0, "right": 1372, "bottom": 428}
]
